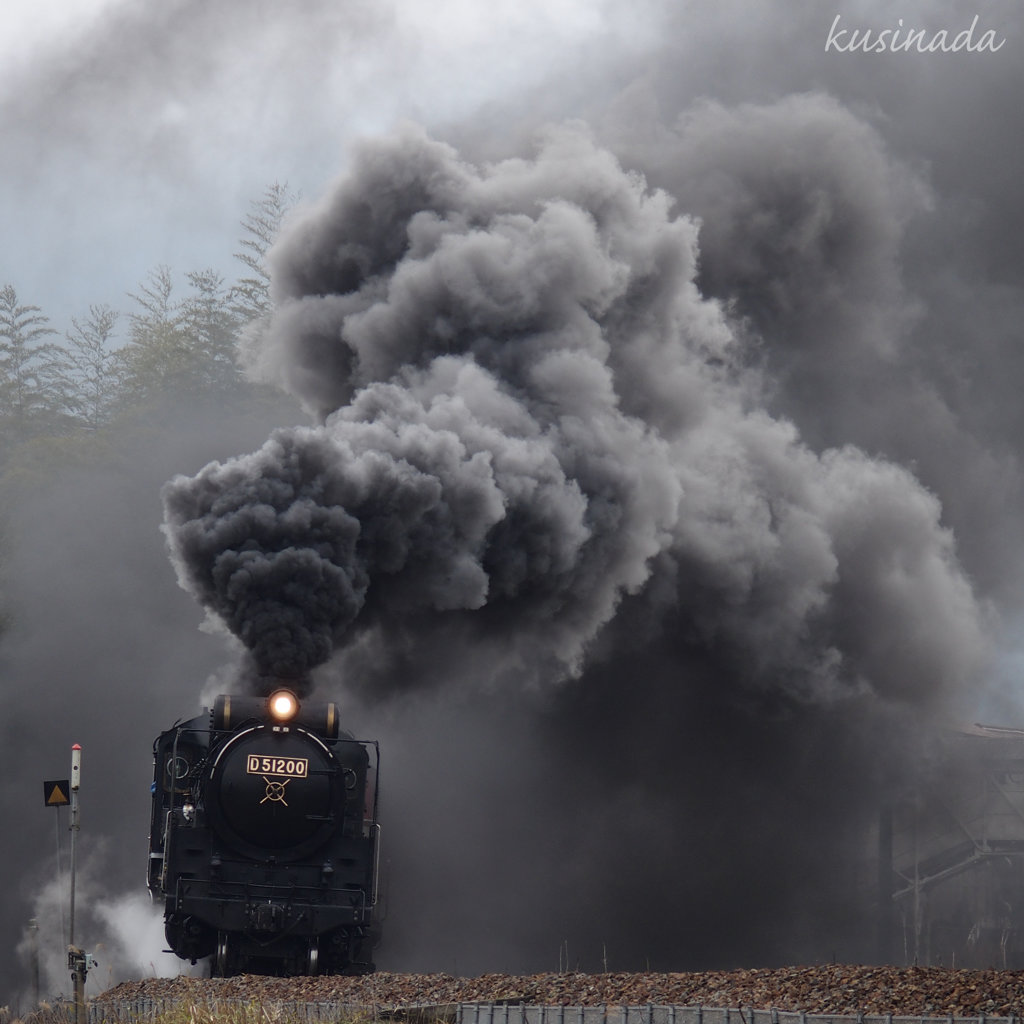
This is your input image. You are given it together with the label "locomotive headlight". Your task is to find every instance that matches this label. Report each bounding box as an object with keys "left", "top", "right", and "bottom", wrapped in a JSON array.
[{"left": 268, "top": 689, "right": 299, "bottom": 722}]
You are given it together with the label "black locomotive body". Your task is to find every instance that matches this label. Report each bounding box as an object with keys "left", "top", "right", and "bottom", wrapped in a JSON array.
[{"left": 148, "top": 689, "right": 380, "bottom": 976}]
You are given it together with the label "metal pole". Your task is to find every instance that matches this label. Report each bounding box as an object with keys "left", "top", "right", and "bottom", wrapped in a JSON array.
[
  {"left": 69, "top": 744, "right": 80, "bottom": 948},
  {"left": 28, "top": 919, "right": 39, "bottom": 1008},
  {"left": 55, "top": 805, "right": 66, "bottom": 945},
  {"left": 68, "top": 743, "right": 86, "bottom": 1024}
]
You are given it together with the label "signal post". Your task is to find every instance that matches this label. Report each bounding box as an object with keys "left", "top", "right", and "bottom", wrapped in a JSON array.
[{"left": 66, "top": 744, "right": 95, "bottom": 1024}]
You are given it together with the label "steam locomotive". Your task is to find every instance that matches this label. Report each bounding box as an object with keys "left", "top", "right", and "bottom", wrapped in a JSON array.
[{"left": 148, "top": 688, "right": 380, "bottom": 976}]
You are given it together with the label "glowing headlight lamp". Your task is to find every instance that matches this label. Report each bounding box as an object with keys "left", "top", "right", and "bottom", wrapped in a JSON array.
[{"left": 268, "top": 688, "right": 300, "bottom": 722}]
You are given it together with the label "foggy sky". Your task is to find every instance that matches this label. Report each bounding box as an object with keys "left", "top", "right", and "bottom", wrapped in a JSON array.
[{"left": 3, "top": 0, "right": 1024, "bottom": 1008}]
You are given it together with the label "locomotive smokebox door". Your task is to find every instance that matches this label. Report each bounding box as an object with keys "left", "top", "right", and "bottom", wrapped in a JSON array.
[{"left": 207, "top": 726, "right": 343, "bottom": 860}]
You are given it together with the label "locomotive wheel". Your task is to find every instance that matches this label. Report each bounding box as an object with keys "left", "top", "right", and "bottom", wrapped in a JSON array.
[
  {"left": 306, "top": 938, "right": 320, "bottom": 976},
  {"left": 214, "top": 932, "right": 231, "bottom": 977}
]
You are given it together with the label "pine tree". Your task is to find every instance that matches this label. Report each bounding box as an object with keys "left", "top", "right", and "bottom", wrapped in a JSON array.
[
  {"left": 57, "top": 304, "right": 120, "bottom": 429},
  {"left": 116, "top": 266, "right": 192, "bottom": 408},
  {"left": 180, "top": 268, "right": 245, "bottom": 396},
  {"left": 0, "top": 284, "right": 64, "bottom": 442},
  {"left": 230, "top": 181, "right": 296, "bottom": 324},
  {"left": 117, "top": 265, "right": 247, "bottom": 409}
]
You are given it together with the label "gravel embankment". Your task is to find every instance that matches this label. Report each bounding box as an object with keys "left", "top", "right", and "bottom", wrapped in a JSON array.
[{"left": 97, "top": 966, "right": 1024, "bottom": 1017}]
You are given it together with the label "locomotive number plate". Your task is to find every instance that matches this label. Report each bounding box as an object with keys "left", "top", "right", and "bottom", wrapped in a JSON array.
[{"left": 245, "top": 754, "right": 309, "bottom": 778}]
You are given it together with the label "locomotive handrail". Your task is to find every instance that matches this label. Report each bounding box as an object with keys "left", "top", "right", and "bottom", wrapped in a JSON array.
[
  {"left": 159, "top": 810, "right": 172, "bottom": 891},
  {"left": 371, "top": 822, "right": 382, "bottom": 906},
  {"left": 173, "top": 875, "right": 375, "bottom": 924},
  {"left": 160, "top": 726, "right": 184, "bottom": 892}
]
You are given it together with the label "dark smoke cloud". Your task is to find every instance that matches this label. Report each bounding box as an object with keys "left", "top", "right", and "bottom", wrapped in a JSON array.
[
  {"left": 155, "top": 103, "right": 1010, "bottom": 973},
  {"left": 164, "top": 123, "right": 988, "bottom": 713},
  {"left": 658, "top": 93, "right": 927, "bottom": 361},
  {"left": 610, "top": 84, "right": 1024, "bottom": 620}
]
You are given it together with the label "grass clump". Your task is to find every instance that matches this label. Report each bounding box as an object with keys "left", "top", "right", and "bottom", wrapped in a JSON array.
[
  {"left": 150, "top": 1003, "right": 377, "bottom": 1024},
  {"left": 0, "top": 1001, "right": 76, "bottom": 1024}
]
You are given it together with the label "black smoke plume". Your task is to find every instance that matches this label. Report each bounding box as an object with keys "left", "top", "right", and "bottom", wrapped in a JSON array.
[
  {"left": 163, "top": 122, "right": 987, "bottom": 712},
  {"left": 156, "top": 118, "right": 1002, "bottom": 969}
]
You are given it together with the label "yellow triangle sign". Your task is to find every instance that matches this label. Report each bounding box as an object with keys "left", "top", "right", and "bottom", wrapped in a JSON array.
[{"left": 43, "top": 780, "right": 70, "bottom": 807}]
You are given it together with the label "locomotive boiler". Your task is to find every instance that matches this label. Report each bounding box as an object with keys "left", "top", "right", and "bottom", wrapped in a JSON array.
[{"left": 148, "top": 688, "right": 380, "bottom": 976}]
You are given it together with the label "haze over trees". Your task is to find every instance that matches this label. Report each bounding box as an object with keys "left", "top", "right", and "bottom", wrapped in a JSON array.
[{"left": 0, "top": 182, "right": 295, "bottom": 639}]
